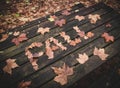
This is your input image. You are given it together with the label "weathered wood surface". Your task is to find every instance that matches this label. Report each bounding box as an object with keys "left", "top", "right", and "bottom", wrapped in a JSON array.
[{"left": 0, "top": 2, "right": 120, "bottom": 88}]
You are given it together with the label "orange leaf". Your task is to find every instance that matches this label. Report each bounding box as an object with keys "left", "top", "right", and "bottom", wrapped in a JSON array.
[
  {"left": 18, "top": 81, "right": 31, "bottom": 88},
  {"left": 102, "top": 32, "right": 114, "bottom": 42},
  {"left": 69, "top": 38, "right": 81, "bottom": 46},
  {"left": 75, "top": 15, "right": 85, "bottom": 21},
  {"left": 37, "top": 27, "right": 50, "bottom": 35},
  {"left": 55, "top": 19, "right": 66, "bottom": 27},
  {"left": 93, "top": 47, "right": 109, "bottom": 60},
  {"left": 76, "top": 53, "right": 89, "bottom": 64},
  {"left": 51, "top": 45, "right": 59, "bottom": 51},
  {"left": 3, "top": 59, "right": 19, "bottom": 74},
  {"left": 52, "top": 63, "right": 73, "bottom": 85},
  {"left": 86, "top": 32, "right": 94, "bottom": 38}
]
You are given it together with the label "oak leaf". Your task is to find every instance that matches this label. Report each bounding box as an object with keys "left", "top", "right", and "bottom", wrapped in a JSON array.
[
  {"left": 76, "top": 53, "right": 89, "bottom": 64},
  {"left": 93, "top": 47, "right": 109, "bottom": 60},
  {"left": 52, "top": 63, "right": 73, "bottom": 85},
  {"left": 18, "top": 80, "right": 31, "bottom": 88},
  {"left": 3, "top": 59, "right": 19, "bottom": 74},
  {"left": 37, "top": 27, "right": 50, "bottom": 35},
  {"left": 102, "top": 32, "right": 114, "bottom": 42}
]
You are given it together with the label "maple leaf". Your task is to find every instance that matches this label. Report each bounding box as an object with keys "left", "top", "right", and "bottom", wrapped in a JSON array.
[
  {"left": 3, "top": 59, "right": 19, "bottom": 74},
  {"left": 55, "top": 19, "right": 66, "bottom": 27},
  {"left": 75, "top": 15, "right": 85, "bottom": 21},
  {"left": 61, "top": 10, "right": 70, "bottom": 16},
  {"left": 73, "top": 26, "right": 85, "bottom": 38},
  {"left": 45, "top": 40, "right": 54, "bottom": 59},
  {"left": 18, "top": 80, "right": 31, "bottom": 88},
  {"left": 102, "top": 32, "right": 114, "bottom": 42},
  {"left": 52, "top": 63, "right": 73, "bottom": 85},
  {"left": 48, "top": 15, "right": 57, "bottom": 22},
  {"left": 88, "top": 14, "right": 101, "bottom": 24},
  {"left": 93, "top": 47, "right": 109, "bottom": 60},
  {"left": 12, "top": 33, "right": 28, "bottom": 45},
  {"left": 59, "top": 32, "right": 71, "bottom": 43},
  {"left": 18, "top": 33, "right": 28, "bottom": 42},
  {"left": 13, "top": 31, "right": 20, "bottom": 36},
  {"left": 51, "top": 45, "right": 59, "bottom": 51},
  {"left": 69, "top": 38, "right": 81, "bottom": 46},
  {"left": 31, "top": 59, "right": 39, "bottom": 70},
  {"left": 76, "top": 53, "right": 89, "bottom": 64},
  {"left": 86, "top": 32, "right": 94, "bottom": 38},
  {"left": 0, "top": 34, "right": 9, "bottom": 42},
  {"left": 37, "top": 27, "right": 50, "bottom": 35}
]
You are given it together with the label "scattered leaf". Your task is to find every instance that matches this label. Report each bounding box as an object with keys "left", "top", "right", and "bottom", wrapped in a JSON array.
[
  {"left": 0, "top": 34, "right": 9, "bottom": 42},
  {"left": 52, "top": 63, "right": 73, "bottom": 85},
  {"left": 86, "top": 32, "right": 94, "bottom": 38},
  {"left": 75, "top": 15, "right": 85, "bottom": 21},
  {"left": 88, "top": 14, "right": 101, "bottom": 24},
  {"left": 102, "top": 32, "right": 114, "bottom": 42},
  {"left": 55, "top": 19, "right": 66, "bottom": 27},
  {"left": 93, "top": 47, "right": 109, "bottom": 60},
  {"left": 60, "top": 32, "right": 71, "bottom": 43},
  {"left": 61, "top": 10, "right": 70, "bottom": 16},
  {"left": 69, "top": 38, "right": 81, "bottom": 46},
  {"left": 48, "top": 15, "right": 57, "bottom": 22},
  {"left": 51, "top": 45, "right": 59, "bottom": 51},
  {"left": 13, "top": 31, "right": 20, "bottom": 36},
  {"left": 18, "top": 80, "right": 31, "bottom": 88},
  {"left": 3, "top": 59, "right": 19, "bottom": 74},
  {"left": 76, "top": 53, "right": 89, "bottom": 64},
  {"left": 12, "top": 33, "right": 28, "bottom": 45},
  {"left": 37, "top": 27, "right": 50, "bottom": 35}
]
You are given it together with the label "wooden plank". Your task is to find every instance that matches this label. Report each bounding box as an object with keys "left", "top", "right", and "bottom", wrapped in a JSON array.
[
  {"left": 1, "top": 13, "right": 120, "bottom": 88},
  {"left": 0, "top": 9, "right": 118, "bottom": 63},
  {"left": 9, "top": 24, "right": 120, "bottom": 88},
  {"left": 0, "top": 3, "right": 108, "bottom": 51},
  {"left": 40, "top": 36, "right": 120, "bottom": 88}
]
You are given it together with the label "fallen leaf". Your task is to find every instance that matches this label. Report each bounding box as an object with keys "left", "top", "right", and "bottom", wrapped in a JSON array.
[
  {"left": 0, "top": 34, "right": 9, "bottom": 42},
  {"left": 52, "top": 63, "right": 73, "bottom": 85},
  {"left": 0, "top": 29, "right": 5, "bottom": 33},
  {"left": 50, "top": 37, "right": 67, "bottom": 50},
  {"left": 88, "top": 14, "right": 101, "bottom": 24},
  {"left": 18, "top": 80, "right": 31, "bottom": 88},
  {"left": 86, "top": 32, "right": 94, "bottom": 38},
  {"left": 93, "top": 47, "right": 109, "bottom": 60},
  {"left": 102, "top": 32, "right": 114, "bottom": 42},
  {"left": 37, "top": 27, "right": 50, "bottom": 35},
  {"left": 51, "top": 45, "right": 59, "bottom": 51},
  {"left": 69, "top": 38, "right": 81, "bottom": 46},
  {"left": 45, "top": 40, "right": 54, "bottom": 59},
  {"left": 3, "top": 59, "right": 19, "bottom": 74},
  {"left": 76, "top": 53, "right": 89, "bottom": 64},
  {"left": 13, "top": 31, "right": 20, "bottom": 36},
  {"left": 55, "top": 19, "right": 66, "bottom": 27},
  {"left": 75, "top": 15, "right": 85, "bottom": 21},
  {"left": 48, "top": 15, "right": 57, "bottom": 22},
  {"left": 60, "top": 32, "right": 71, "bottom": 43},
  {"left": 61, "top": 10, "right": 70, "bottom": 16},
  {"left": 12, "top": 33, "right": 28, "bottom": 45}
]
